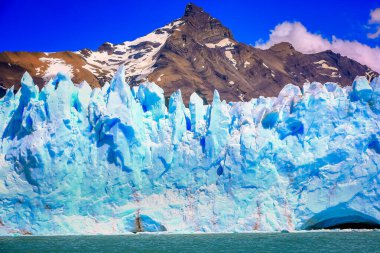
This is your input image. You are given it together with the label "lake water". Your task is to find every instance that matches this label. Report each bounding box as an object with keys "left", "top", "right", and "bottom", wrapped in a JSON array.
[{"left": 1, "top": 231, "right": 379, "bottom": 253}]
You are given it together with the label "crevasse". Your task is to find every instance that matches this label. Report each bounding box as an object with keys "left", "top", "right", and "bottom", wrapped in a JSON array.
[{"left": 0, "top": 65, "right": 379, "bottom": 235}]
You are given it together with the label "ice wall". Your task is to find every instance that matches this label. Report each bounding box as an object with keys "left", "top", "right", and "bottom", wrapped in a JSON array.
[{"left": 0, "top": 67, "right": 379, "bottom": 235}]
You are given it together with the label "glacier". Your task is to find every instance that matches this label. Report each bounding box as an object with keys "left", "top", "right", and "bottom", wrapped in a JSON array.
[{"left": 0, "top": 65, "right": 379, "bottom": 235}]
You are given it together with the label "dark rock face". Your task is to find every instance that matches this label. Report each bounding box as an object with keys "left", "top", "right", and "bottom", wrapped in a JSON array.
[{"left": 0, "top": 3, "right": 376, "bottom": 104}]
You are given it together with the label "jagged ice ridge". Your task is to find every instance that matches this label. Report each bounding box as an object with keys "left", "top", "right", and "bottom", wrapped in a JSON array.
[{"left": 0, "top": 65, "right": 380, "bottom": 235}]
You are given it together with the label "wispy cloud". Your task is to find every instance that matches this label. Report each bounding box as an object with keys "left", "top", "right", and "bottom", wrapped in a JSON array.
[
  {"left": 255, "top": 21, "right": 380, "bottom": 73},
  {"left": 368, "top": 8, "right": 380, "bottom": 39}
]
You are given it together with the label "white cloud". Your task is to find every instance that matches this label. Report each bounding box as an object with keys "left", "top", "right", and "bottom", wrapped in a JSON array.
[
  {"left": 369, "top": 8, "right": 380, "bottom": 23},
  {"left": 255, "top": 22, "right": 330, "bottom": 53},
  {"left": 256, "top": 21, "right": 380, "bottom": 73},
  {"left": 368, "top": 8, "right": 380, "bottom": 39}
]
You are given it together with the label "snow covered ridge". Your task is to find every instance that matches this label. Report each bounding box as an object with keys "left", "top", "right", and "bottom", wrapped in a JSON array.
[
  {"left": 0, "top": 66, "right": 380, "bottom": 235},
  {"left": 80, "top": 19, "right": 184, "bottom": 82}
]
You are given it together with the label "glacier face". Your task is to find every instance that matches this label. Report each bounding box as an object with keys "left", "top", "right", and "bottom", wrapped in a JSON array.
[{"left": 0, "top": 66, "right": 380, "bottom": 235}]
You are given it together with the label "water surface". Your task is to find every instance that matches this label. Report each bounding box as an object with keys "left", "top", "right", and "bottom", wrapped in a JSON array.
[{"left": 1, "top": 231, "right": 379, "bottom": 253}]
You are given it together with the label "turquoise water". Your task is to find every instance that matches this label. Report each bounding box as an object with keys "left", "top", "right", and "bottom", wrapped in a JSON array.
[{"left": 1, "top": 231, "right": 379, "bottom": 253}]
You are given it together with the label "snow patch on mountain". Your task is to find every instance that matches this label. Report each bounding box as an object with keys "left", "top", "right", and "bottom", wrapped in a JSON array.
[
  {"left": 40, "top": 57, "right": 74, "bottom": 80},
  {"left": 205, "top": 38, "right": 236, "bottom": 48},
  {"left": 80, "top": 20, "right": 184, "bottom": 82},
  {"left": 225, "top": 50, "right": 237, "bottom": 69},
  {"left": 314, "top": 60, "right": 338, "bottom": 71}
]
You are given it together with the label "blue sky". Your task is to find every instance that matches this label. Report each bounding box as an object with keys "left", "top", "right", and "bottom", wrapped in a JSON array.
[{"left": 0, "top": 0, "right": 378, "bottom": 52}]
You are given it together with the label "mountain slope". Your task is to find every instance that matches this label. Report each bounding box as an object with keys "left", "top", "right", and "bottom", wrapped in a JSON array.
[{"left": 0, "top": 3, "right": 376, "bottom": 103}]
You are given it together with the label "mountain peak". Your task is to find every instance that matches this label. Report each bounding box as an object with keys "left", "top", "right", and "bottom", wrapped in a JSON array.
[
  {"left": 269, "top": 42, "right": 296, "bottom": 56},
  {"left": 184, "top": 3, "right": 205, "bottom": 17},
  {"left": 182, "top": 2, "right": 213, "bottom": 24},
  {"left": 180, "top": 3, "right": 233, "bottom": 43}
]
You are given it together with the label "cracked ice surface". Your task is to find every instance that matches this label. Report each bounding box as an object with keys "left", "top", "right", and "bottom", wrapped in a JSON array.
[{"left": 0, "top": 67, "right": 379, "bottom": 235}]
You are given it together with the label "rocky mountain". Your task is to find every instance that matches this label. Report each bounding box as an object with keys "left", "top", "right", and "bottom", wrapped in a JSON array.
[{"left": 0, "top": 3, "right": 376, "bottom": 103}]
